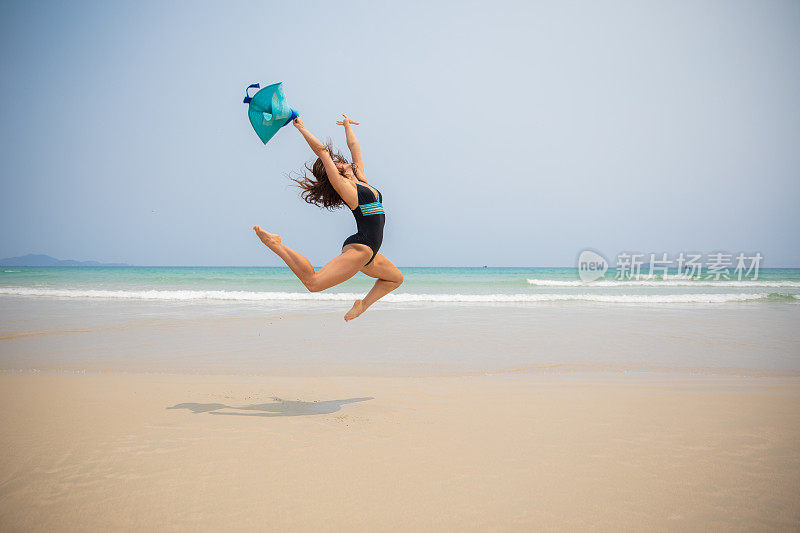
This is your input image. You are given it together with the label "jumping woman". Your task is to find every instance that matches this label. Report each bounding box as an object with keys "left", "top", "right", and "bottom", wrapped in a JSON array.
[{"left": 253, "top": 115, "right": 403, "bottom": 321}]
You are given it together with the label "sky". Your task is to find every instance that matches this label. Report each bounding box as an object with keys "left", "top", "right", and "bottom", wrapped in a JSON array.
[{"left": 0, "top": 0, "right": 798, "bottom": 267}]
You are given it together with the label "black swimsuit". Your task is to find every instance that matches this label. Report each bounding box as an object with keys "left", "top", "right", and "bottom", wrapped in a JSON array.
[{"left": 342, "top": 182, "right": 385, "bottom": 266}]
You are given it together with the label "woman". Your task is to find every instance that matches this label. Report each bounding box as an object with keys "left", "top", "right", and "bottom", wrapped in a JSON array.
[{"left": 253, "top": 114, "right": 403, "bottom": 322}]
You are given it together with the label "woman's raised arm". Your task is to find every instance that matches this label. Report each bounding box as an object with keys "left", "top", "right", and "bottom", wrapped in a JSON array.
[
  {"left": 337, "top": 115, "right": 366, "bottom": 182},
  {"left": 293, "top": 117, "right": 357, "bottom": 208},
  {"left": 294, "top": 117, "right": 327, "bottom": 156}
]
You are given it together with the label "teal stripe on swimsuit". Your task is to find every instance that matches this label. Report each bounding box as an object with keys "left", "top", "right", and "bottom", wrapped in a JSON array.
[{"left": 360, "top": 201, "right": 384, "bottom": 215}]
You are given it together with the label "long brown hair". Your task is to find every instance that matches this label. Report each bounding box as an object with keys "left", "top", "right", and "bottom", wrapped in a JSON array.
[{"left": 291, "top": 141, "right": 350, "bottom": 210}]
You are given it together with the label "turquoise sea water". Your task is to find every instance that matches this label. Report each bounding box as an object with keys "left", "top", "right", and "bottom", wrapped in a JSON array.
[
  {"left": 2, "top": 267, "right": 799, "bottom": 376},
  {"left": 1, "top": 266, "right": 799, "bottom": 304}
]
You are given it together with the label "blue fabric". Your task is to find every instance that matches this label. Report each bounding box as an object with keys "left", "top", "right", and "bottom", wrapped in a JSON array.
[
  {"left": 244, "top": 82, "right": 298, "bottom": 144},
  {"left": 242, "top": 83, "right": 260, "bottom": 104}
]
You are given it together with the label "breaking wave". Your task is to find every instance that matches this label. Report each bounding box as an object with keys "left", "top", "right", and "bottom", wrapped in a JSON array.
[{"left": 1, "top": 287, "right": 796, "bottom": 304}]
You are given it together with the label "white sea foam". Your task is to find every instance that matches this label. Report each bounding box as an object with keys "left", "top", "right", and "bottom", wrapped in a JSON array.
[
  {"left": 0, "top": 287, "right": 782, "bottom": 304},
  {"left": 527, "top": 278, "right": 800, "bottom": 288}
]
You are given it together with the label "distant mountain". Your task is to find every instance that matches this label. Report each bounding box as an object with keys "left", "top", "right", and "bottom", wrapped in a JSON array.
[{"left": 0, "top": 254, "right": 129, "bottom": 267}]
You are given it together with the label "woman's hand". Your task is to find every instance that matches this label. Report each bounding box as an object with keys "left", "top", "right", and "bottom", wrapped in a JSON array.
[
  {"left": 336, "top": 114, "right": 360, "bottom": 126},
  {"left": 292, "top": 117, "right": 305, "bottom": 130}
]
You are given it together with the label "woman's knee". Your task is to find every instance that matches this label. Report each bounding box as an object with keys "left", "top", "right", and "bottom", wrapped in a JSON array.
[
  {"left": 304, "top": 276, "right": 325, "bottom": 293},
  {"left": 384, "top": 271, "right": 403, "bottom": 288}
]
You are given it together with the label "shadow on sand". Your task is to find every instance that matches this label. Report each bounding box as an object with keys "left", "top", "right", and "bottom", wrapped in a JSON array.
[{"left": 167, "top": 397, "right": 373, "bottom": 417}]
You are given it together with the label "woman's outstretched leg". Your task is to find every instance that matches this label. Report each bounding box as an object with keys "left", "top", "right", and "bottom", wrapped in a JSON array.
[
  {"left": 253, "top": 225, "right": 369, "bottom": 292},
  {"left": 253, "top": 226, "right": 314, "bottom": 283},
  {"left": 345, "top": 253, "right": 404, "bottom": 321}
]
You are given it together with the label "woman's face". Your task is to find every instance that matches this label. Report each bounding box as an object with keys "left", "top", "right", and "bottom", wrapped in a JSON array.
[{"left": 336, "top": 161, "right": 354, "bottom": 175}]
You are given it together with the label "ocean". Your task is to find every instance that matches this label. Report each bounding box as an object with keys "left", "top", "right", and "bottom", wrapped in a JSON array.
[
  {"left": 2, "top": 266, "right": 799, "bottom": 376},
  {"left": 1, "top": 266, "right": 799, "bottom": 306}
]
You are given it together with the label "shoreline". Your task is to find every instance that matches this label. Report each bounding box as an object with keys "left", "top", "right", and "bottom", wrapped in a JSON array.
[
  {"left": 3, "top": 367, "right": 800, "bottom": 380},
  {"left": 2, "top": 298, "right": 799, "bottom": 377}
]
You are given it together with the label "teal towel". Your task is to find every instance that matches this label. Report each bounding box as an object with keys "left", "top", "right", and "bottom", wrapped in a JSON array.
[{"left": 244, "top": 82, "right": 298, "bottom": 144}]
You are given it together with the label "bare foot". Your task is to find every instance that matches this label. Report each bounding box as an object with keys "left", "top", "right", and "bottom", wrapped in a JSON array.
[
  {"left": 253, "top": 225, "right": 281, "bottom": 249},
  {"left": 344, "top": 299, "right": 365, "bottom": 322}
]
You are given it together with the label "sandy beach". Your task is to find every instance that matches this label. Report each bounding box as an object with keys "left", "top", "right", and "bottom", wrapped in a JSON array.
[
  {"left": 1, "top": 371, "right": 798, "bottom": 531},
  {"left": 2, "top": 296, "right": 800, "bottom": 531}
]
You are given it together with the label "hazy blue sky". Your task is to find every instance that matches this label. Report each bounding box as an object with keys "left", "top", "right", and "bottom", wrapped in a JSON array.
[{"left": 1, "top": 0, "right": 798, "bottom": 266}]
